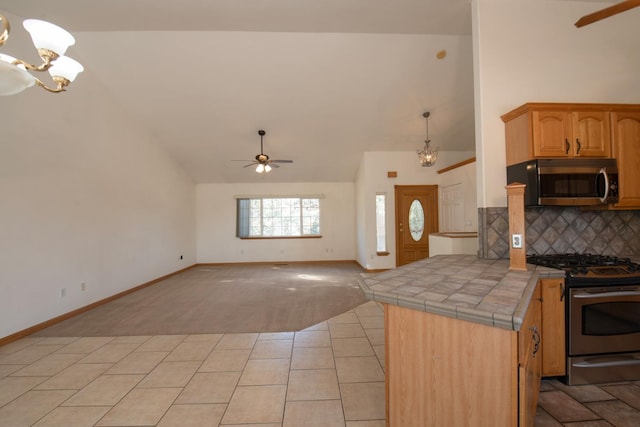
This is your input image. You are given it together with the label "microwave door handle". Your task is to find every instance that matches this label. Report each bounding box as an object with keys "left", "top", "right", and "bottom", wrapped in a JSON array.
[{"left": 599, "top": 167, "right": 609, "bottom": 204}]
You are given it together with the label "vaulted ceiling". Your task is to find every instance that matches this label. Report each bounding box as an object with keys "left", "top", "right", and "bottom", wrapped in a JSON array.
[{"left": 0, "top": 0, "right": 618, "bottom": 183}]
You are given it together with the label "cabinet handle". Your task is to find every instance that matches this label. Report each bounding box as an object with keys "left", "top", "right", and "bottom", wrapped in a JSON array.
[
  {"left": 560, "top": 282, "right": 565, "bottom": 301},
  {"left": 576, "top": 138, "right": 582, "bottom": 154},
  {"left": 564, "top": 139, "right": 571, "bottom": 154},
  {"left": 531, "top": 326, "right": 541, "bottom": 357}
]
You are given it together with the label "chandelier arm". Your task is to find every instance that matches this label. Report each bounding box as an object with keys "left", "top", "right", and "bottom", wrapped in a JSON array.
[
  {"left": 12, "top": 49, "right": 57, "bottom": 73},
  {"left": 0, "top": 14, "right": 9, "bottom": 46},
  {"left": 33, "top": 76, "right": 68, "bottom": 93}
]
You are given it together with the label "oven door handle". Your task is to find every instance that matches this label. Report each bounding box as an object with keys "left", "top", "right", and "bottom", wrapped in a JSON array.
[
  {"left": 573, "top": 359, "right": 640, "bottom": 368},
  {"left": 573, "top": 290, "right": 640, "bottom": 298}
]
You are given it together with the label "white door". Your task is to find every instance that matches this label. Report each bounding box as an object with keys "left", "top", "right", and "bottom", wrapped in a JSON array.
[{"left": 440, "top": 183, "right": 464, "bottom": 232}]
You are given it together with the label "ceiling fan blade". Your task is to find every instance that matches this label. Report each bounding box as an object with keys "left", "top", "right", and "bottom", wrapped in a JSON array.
[
  {"left": 269, "top": 163, "right": 280, "bottom": 168},
  {"left": 243, "top": 162, "right": 258, "bottom": 168},
  {"left": 270, "top": 159, "right": 294, "bottom": 164},
  {"left": 575, "top": 0, "right": 640, "bottom": 28}
]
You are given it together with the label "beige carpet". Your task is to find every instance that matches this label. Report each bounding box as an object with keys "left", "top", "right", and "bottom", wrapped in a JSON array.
[{"left": 33, "top": 262, "right": 369, "bottom": 337}]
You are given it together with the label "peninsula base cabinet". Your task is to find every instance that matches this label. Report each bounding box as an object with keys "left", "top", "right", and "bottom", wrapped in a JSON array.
[
  {"left": 384, "top": 284, "right": 542, "bottom": 427},
  {"left": 540, "top": 278, "right": 566, "bottom": 377}
]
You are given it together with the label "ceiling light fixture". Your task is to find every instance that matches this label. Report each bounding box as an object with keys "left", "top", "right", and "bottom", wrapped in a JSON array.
[
  {"left": 0, "top": 13, "right": 83, "bottom": 95},
  {"left": 256, "top": 163, "right": 272, "bottom": 174},
  {"left": 417, "top": 111, "right": 438, "bottom": 167}
]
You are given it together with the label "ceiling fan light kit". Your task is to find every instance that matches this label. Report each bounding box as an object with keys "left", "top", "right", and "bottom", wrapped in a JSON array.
[
  {"left": 0, "top": 13, "right": 84, "bottom": 95},
  {"left": 574, "top": 0, "right": 640, "bottom": 28}
]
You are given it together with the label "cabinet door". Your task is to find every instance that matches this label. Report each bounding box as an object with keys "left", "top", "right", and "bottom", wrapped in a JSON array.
[
  {"left": 519, "top": 284, "right": 542, "bottom": 427},
  {"left": 541, "top": 279, "right": 566, "bottom": 376},
  {"left": 612, "top": 112, "right": 640, "bottom": 208},
  {"left": 532, "top": 111, "right": 572, "bottom": 157},
  {"left": 572, "top": 111, "right": 611, "bottom": 157}
]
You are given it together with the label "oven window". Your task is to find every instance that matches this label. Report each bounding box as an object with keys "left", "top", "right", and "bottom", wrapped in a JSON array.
[{"left": 583, "top": 302, "right": 640, "bottom": 336}]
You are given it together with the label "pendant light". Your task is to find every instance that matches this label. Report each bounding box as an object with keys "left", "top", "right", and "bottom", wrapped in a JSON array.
[{"left": 417, "top": 112, "right": 438, "bottom": 167}]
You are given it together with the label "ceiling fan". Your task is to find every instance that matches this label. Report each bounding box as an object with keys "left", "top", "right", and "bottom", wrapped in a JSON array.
[
  {"left": 575, "top": 0, "right": 640, "bottom": 27},
  {"left": 236, "top": 130, "right": 293, "bottom": 173}
]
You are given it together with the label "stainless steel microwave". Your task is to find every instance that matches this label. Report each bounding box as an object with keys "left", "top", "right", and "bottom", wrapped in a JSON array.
[{"left": 506, "top": 158, "right": 618, "bottom": 206}]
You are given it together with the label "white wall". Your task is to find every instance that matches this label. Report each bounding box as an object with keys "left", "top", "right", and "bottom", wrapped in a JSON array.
[
  {"left": 196, "top": 182, "right": 356, "bottom": 263},
  {"left": 0, "top": 36, "right": 196, "bottom": 337},
  {"left": 473, "top": 0, "right": 640, "bottom": 208},
  {"left": 355, "top": 151, "right": 475, "bottom": 270}
]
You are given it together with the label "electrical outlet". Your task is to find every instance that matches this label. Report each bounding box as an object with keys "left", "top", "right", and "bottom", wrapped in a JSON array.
[
  {"left": 81, "top": 282, "right": 86, "bottom": 291},
  {"left": 60, "top": 288, "right": 66, "bottom": 298},
  {"left": 512, "top": 234, "right": 523, "bottom": 249}
]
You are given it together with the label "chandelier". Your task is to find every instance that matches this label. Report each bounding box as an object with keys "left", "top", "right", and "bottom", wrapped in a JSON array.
[
  {"left": 0, "top": 13, "right": 83, "bottom": 95},
  {"left": 417, "top": 111, "right": 438, "bottom": 167}
]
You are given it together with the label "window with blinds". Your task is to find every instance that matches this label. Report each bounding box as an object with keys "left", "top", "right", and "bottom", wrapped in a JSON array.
[{"left": 236, "top": 197, "right": 321, "bottom": 238}]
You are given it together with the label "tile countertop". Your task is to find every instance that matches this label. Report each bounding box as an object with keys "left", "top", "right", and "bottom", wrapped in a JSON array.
[{"left": 359, "top": 254, "right": 565, "bottom": 331}]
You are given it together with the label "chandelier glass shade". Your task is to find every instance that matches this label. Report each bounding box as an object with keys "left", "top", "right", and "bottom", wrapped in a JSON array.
[
  {"left": 0, "top": 14, "right": 83, "bottom": 95},
  {"left": 417, "top": 111, "right": 438, "bottom": 167}
]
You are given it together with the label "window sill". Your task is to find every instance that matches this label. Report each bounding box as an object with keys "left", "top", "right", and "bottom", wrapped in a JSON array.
[{"left": 238, "top": 235, "right": 322, "bottom": 240}]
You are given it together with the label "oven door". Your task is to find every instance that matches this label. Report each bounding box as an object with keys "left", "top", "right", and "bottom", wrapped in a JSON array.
[{"left": 569, "top": 285, "right": 640, "bottom": 356}]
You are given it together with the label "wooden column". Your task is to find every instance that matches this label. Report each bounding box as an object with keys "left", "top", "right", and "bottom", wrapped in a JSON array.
[{"left": 506, "top": 182, "right": 527, "bottom": 271}]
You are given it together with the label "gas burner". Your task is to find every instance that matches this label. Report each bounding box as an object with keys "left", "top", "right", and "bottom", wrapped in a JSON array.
[{"left": 527, "top": 253, "right": 640, "bottom": 283}]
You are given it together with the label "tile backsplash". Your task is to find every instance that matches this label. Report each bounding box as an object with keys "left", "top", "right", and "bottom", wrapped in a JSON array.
[{"left": 478, "top": 207, "right": 640, "bottom": 259}]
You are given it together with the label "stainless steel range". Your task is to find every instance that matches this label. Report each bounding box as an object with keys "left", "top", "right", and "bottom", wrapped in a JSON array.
[{"left": 527, "top": 253, "right": 640, "bottom": 385}]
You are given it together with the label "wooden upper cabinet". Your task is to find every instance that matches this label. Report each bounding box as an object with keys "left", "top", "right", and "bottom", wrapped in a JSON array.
[
  {"left": 611, "top": 111, "right": 640, "bottom": 209},
  {"left": 531, "top": 111, "right": 572, "bottom": 158},
  {"left": 572, "top": 111, "right": 611, "bottom": 157},
  {"left": 503, "top": 103, "right": 613, "bottom": 165}
]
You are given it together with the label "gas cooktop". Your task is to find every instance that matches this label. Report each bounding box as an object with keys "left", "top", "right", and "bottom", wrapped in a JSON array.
[{"left": 526, "top": 253, "right": 640, "bottom": 281}]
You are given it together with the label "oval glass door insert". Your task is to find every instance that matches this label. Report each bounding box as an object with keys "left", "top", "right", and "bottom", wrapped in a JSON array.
[{"left": 408, "top": 199, "right": 425, "bottom": 241}]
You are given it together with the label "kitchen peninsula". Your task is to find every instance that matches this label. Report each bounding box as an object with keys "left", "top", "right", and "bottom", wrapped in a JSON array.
[{"left": 359, "top": 254, "right": 564, "bottom": 427}]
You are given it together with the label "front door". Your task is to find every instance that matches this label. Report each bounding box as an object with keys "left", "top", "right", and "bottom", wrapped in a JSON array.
[{"left": 395, "top": 185, "right": 438, "bottom": 266}]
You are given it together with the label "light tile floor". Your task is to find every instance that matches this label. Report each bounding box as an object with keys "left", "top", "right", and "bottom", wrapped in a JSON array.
[
  {"left": 1, "top": 300, "right": 639, "bottom": 426},
  {"left": 0, "top": 301, "right": 386, "bottom": 427}
]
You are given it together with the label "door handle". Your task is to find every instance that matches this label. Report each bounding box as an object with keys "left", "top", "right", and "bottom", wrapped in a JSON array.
[{"left": 530, "top": 326, "right": 541, "bottom": 357}]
